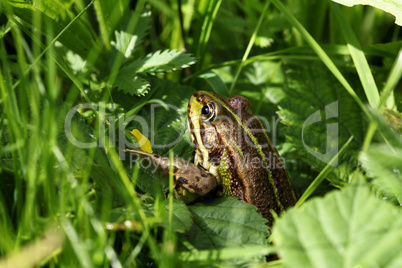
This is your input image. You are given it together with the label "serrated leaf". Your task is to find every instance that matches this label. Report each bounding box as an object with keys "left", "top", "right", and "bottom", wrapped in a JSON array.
[
  {"left": 272, "top": 186, "right": 402, "bottom": 268},
  {"left": 278, "top": 62, "right": 366, "bottom": 186},
  {"left": 114, "top": 75, "right": 150, "bottom": 96},
  {"left": 186, "top": 198, "right": 269, "bottom": 250},
  {"left": 111, "top": 11, "right": 151, "bottom": 58},
  {"left": 111, "top": 31, "right": 139, "bottom": 58},
  {"left": 120, "top": 49, "right": 196, "bottom": 74},
  {"left": 331, "top": 0, "right": 402, "bottom": 26}
]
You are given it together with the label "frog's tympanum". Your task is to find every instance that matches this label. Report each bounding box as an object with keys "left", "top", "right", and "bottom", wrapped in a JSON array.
[{"left": 126, "top": 91, "right": 297, "bottom": 226}]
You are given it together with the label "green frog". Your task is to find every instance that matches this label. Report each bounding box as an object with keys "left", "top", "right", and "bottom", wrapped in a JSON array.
[{"left": 126, "top": 91, "right": 296, "bottom": 226}]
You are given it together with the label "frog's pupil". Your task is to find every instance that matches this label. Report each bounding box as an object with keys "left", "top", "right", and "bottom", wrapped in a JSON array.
[{"left": 201, "top": 105, "right": 209, "bottom": 115}]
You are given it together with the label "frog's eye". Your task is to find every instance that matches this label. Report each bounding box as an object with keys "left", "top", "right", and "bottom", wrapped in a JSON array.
[
  {"left": 201, "top": 103, "right": 216, "bottom": 122},
  {"left": 201, "top": 105, "right": 210, "bottom": 115}
]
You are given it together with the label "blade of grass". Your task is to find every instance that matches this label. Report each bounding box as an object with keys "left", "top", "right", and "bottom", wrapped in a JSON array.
[
  {"left": 195, "top": 0, "right": 222, "bottom": 68},
  {"left": 105, "top": 143, "right": 161, "bottom": 264},
  {"left": 332, "top": 4, "right": 380, "bottom": 108},
  {"left": 362, "top": 48, "right": 402, "bottom": 151},
  {"left": 93, "top": 0, "right": 111, "bottom": 50},
  {"left": 295, "top": 136, "right": 354, "bottom": 207},
  {"left": 186, "top": 43, "right": 396, "bottom": 83},
  {"left": 61, "top": 219, "right": 94, "bottom": 268},
  {"left": 271, "top": 0, "right": 369, "bottom": 118},
  {"left": 379, "top": 47, "right": 402, "bottom": 108},
  {"left": 168, "top": 149, "right": 174, "bottom": 232},
  {"left": 229, "top": 0, "right": 271, "bottom": 94}
]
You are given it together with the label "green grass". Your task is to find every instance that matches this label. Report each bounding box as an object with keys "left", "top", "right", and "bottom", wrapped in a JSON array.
[{"left": 0, "top": 0, "right": 401, "bottom": 267}]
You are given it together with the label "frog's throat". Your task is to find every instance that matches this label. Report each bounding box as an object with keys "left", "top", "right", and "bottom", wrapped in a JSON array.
[{"left": 188, "top": 97, "right": 212, "bottom": 171}]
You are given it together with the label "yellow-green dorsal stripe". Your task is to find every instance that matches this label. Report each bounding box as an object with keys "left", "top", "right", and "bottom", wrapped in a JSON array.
[
  {"left": 218, "top": 150, "right": 231, "bottom": 197},
  {"left": 204, "top": 92, "right": 285, "bottom": 212}
]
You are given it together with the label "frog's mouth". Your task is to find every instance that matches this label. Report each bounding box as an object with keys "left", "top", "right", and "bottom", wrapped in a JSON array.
[{"left": 188, "top": 94, "right": 211, "bottom": 170}]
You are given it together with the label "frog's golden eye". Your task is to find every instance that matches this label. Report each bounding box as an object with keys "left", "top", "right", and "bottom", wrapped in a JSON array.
[{"left": 201, "top": 103, "right": 216, "bottom": 122}]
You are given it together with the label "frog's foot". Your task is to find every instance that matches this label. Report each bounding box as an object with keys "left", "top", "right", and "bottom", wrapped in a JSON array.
[{"left": 125, "top": 149, "right": 218, "bottom": 196}]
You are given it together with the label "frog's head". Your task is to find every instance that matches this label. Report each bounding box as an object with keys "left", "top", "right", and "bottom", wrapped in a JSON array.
[{"left": 187, "top": 91, "right": 253, "bottom": 175}]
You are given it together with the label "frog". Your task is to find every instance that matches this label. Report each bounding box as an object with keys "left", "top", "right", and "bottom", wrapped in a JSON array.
[{"left": 126, "top": 91, "right": 297, "bottom": 226}]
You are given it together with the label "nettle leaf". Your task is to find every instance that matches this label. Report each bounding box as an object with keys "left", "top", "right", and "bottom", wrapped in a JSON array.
[
  {"left": 186, "top": 198, "right": 269, "bottom": 250},
  {"left": 114, "top": 75, "right": 150, "bottom": 96},
  {"left": 120, "top": 49, "right": 196, "bottom": 74},
  {"left": 278, "top": 62, "right": 366, "bottom": 186},
  {"left": 331, "top": 0, "right": 402, "bottom": 26},
  {"left": 272, "top": 185, "right": 402, "bottom": 268}
]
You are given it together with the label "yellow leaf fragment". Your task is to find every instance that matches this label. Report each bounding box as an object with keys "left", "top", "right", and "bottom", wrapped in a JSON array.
[{"left": 130, "top": 129, "right": 153, "bottom": 153}]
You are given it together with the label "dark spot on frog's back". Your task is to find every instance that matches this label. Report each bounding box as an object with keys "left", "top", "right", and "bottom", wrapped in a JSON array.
[
  {"left": 201, "top": 173, "right": 207, "bottom": 178},
  {"left": 178, "top": 177, "right": 188, "bottom": 184}
]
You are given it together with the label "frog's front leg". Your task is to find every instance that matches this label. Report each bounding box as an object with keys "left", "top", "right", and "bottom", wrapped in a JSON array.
[{"left": 125, "top": 149, "right": 219, "bottom": 198}]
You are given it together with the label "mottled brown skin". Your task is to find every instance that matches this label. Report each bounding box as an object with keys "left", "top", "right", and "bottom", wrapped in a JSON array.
[{"left": 188, "top": 91, "right": 296, "bottom": 225}]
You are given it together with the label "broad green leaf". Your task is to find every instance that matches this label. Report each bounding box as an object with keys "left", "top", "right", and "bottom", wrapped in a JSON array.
[
  {"left": 331, "top": 0, "right": 402, "bottom": 26},
  {"left": 114, "top": 75, "right": 150, "bottom": 96},
  {"left": 186, "top": 198, "right": 269, "bottom": 250},
  {"left": 272, "top": 186, "right": 402, "bottom": 268},
  {"left": 162, "top": 199, "right": 193, "bottom": 232},
  {"left": 120, "top": 49, "right": 196, "bottom": 74},
  {"left": 278, "top": 62, "right": 365, "bottom": 186}
]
